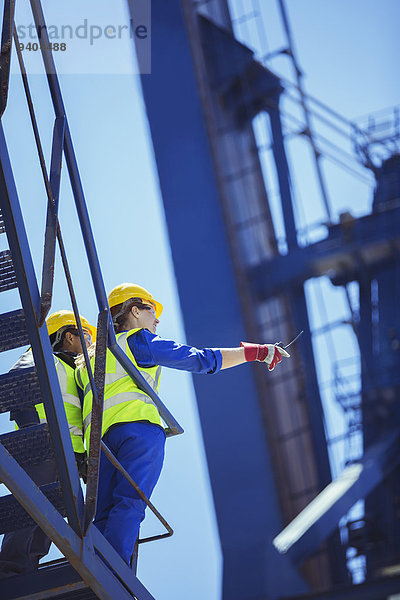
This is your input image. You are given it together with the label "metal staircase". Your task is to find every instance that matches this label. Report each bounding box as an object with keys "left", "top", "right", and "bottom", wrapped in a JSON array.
[{"left": 0, "top": 1, "right": 183, "bottom": 599}]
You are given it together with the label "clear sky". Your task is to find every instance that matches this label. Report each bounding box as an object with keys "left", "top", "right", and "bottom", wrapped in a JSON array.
[{"left": 0, "top": 1, "right": 399, "bottom": 598}]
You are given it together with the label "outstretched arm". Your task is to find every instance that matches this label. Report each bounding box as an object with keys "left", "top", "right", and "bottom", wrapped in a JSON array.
[
  {"left": 220, "top": 343, "right": 290, "bottom": 371},
  {"left": 129, "top": 330, "right": 290, "bottom": 374},
  {"left": 220, "top": 347, "right": 246, "bottom": 369}
]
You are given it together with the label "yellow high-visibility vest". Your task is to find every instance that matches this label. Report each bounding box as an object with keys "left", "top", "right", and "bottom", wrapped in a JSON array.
[
  {"left": 13, "top": 350, "right": 84, "bottom": 453},
  {"left": 75, "top": 328, "right": 162, "bottom": 448}
]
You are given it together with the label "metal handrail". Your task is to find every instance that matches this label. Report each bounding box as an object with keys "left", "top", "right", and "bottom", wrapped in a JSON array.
[
  {"left": 39, "top": 116, "right": 65, "bottom": 325},
  {"left": 0, "top": 0, "right": 15, "bottom": 118},
  {"left": 12, "top": 25, "right": 100, "bottom": 411},
  {"left": 28, "top": 0, "right": 184, "bottom": 438},
  {"left": 101, "top": 440, "right": 174, "bottom": 544},
  {"left": 13, "top": 3, "right": 183, "bottom": 435},
  {"left": 83, "top": 309, "right": 108, "bottom": 533},
  {"left": 6, "top": 0, "right": 183, "bottom": 553}
]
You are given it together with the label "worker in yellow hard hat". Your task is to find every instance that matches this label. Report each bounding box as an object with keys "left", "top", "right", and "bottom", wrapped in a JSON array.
[
  {"left": 45, "top": 310, "right": 96, "bottom": 457},
  {"left": 46, "top": 310, "right": 96, "bottom": 352},
  {"left": 76, "top": 283, "right": 289, "bottom": 565},
  {"left": 107, "top": 282, "right": 163, "bottom": 320},
  {"left": 0, "top": 310, "right": 96, "bottom": 578}
]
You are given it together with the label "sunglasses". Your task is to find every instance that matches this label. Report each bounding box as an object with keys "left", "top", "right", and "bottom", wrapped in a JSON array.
[
  {"left": 70, "top": 328, "right": 93, "bottom": 344},
  {"left": 140, "top": 305, "right": 156, "bottom": 316}
]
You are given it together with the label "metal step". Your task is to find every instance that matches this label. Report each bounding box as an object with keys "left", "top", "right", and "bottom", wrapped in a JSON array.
[
  {"left": 42, "top": 588, "right": 99, "bottom": 600},
  {"left": 0, "top": 367, "right": 41, "bottom": 415},
  {"left": 0, "top": 482, "right": 65, "bottom": 534},
  {"left": 0, "top": 424, "right": 53, "bottom": 468},
  {"left": 0, "top": 562, "right": 94, "bottom": 600},
  {"left": 0, "top": 309, "right": 29, "bottom": 352},
  {"left": 0, "top": 249, "right": 18, "bottom": 292},
  {"left": 0, "top": 207, "right": 5, "bottom": 234}
]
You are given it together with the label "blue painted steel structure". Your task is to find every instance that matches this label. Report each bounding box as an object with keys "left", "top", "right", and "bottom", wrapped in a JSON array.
[
  {"left": 353, "top": 155, "right": 400, "bottom": 578},
  {"left": 271, "top": 153, "right": 400, "bottom": 584},
  {"left": 138, "top": 5, "right": 307, "bottom": 597},
  {"left": 136, "top": 0, "right": 400, "bottom": 598},
  {"left": 0, "top": 0, "right": 397, "bottom": 596},
  {"left": 135, "top": 0, "right": 344, "bottom": 597},
  {"left": 273, "top": 429, "right": 400, "bottom": 563}
]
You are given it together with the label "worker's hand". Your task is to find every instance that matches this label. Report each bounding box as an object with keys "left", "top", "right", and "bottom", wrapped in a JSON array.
[
  {"left": 240, "top": 342, "right": 290, "bottom": 371},
  {"left": 74, "top": 452, "right": 88, "bottom": 483},
  {"left": 264, "top": 345, "right": 290, "bottom": 371}
]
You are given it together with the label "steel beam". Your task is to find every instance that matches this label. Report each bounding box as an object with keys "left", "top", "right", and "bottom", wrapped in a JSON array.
[
  {"left": 39, "top": 115, "right": 66, "bottom": 324},
  {"left": 84, "top": 309, "right": 108, "bottom": 533},
  {"left": 268, "top": 104, "right": 298, "bottom": 250},
  {"left": 28, "top": 0, "right": 116, "bottom": 314},
  {"left": 250, "top": 204, "right": 400, "bottom": 298},
  {"left": 280, "top": 572, "right": 400, "bottom": 600},
  {"left": 0, "top": 443, "right": 155, "bottom": 600},
  {"left": 273, "top": 429, "right": 400, "bottom": 563},
  {"left": 27, "top": 0, "right": 183, "bottom": 437},
  {"left": 0, "top": 0, "right": 15, "bottom": 117},
  {"left": 0, "top": 563, "right": 85, "bottom": 600},
  {"left": 136, "top": 1, "right": 308, "bottom": 598},
  {"left": 0, "top": 122, "right": 84, "bottom": 536}
]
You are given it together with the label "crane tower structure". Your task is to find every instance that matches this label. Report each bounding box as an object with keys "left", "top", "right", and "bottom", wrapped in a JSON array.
[
  {"left": 0, "top": 1, "right": 398, "bottom": 599},
  {"left": 135, "top": 1, "right": 400, "bottom": 598}
]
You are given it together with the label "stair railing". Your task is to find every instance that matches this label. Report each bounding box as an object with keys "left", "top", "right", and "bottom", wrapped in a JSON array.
[{"left": 0, "top": 0, "right": 182, "bottom": 582}]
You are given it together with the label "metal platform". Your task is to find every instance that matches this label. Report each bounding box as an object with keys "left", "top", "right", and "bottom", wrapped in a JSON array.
[{"left": 1, "top": 562, "right": 96, "bottom": 600}]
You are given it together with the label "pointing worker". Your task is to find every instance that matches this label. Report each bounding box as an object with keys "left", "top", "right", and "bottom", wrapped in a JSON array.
[{"left": 75, "top": 283, "right": 289, "bottom": 565}]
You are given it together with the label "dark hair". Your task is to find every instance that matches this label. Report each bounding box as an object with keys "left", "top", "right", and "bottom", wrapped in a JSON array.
[
  {"left": 49, "top": 326, "right": 78, "bottom": 352},
  {"left": 111, "top": 298, "right": 151, "bottom": 334}
]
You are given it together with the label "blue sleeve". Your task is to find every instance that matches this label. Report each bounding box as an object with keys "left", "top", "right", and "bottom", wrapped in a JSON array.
[{"left": 128, "top": 329, "right": 222, "bottom": 375}]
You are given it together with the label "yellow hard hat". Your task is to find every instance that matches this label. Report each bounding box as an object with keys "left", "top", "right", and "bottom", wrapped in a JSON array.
[
  {"left": 108, "top": 283, "right": 163, "bottom": 318},
  {"left": 46, "top": 310, "right": 97, "bottom": 342}
]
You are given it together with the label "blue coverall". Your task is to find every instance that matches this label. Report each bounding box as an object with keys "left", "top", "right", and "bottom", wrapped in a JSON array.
[{"left": 94, "top": 330, "right": 222, "bottom": 564}]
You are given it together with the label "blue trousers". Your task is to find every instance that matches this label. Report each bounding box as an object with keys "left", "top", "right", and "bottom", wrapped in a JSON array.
[{"left": 95, "top": 422, "right": 166, "bottom": 565}]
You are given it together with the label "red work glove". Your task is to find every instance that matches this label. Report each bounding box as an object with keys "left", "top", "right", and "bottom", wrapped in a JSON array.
[{"left": 240, "top": 342, "right": 290, "bottom": 371}]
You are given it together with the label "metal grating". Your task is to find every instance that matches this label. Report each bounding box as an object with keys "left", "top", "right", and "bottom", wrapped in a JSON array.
[
  {"left": 0, "top": 249, "right": 17, "bottom": 292},
  {"left": 43, "top": 588, "right": 98, "bottom": 600},
  {"left": 0, "top": 562, "right": 88, "bottom": 600},
  {"left": 0, "top": 482, "right": 65, "bottom": 534},
  {"left": 0, "top": 208, "right": 5, "bottom": 234},
  {"left": 0, "top": 367, "right": 41, "bottom": 414},
  {"left": 0, "top": 309, "right": 29, "bottom": 352},
  {"left": 0, "top": 424, "right": 54, "bottom": 468}
]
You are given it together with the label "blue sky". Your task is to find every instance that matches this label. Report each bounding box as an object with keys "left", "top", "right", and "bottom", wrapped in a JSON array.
[{"left": 0, "top": 1, "right": 399, "bottom": 598}]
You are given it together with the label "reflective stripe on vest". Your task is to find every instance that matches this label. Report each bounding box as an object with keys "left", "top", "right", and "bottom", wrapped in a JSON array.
[
  {"left": 79, "top": 328, "right": 162, "bottom": 444},
  {"left": 81, "top": 356, "right": 161, "bottom": 399},
  {"left": 82, "top": 391, "right": 154, "bottom": 432},
  {"left": 56, "top": 358, "right": 82, "bottom": 409},
  {"left": 56, "top": 358, "right": 85, "bottom": 451},
  {"left": 46, "top": 357, "right": 84, "bottom": 452},
  {"left": 12, "top": 352, "right": 84, "bottom": 452}
]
